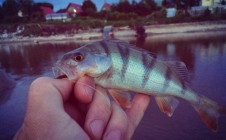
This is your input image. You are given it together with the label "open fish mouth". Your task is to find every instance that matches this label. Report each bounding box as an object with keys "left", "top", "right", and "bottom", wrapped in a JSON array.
[
  {"left": 52, "top": 66, "right": 67, "bottom": 79},
  {"left": 52, "top": 66, "right": 76, "bottom": 81},
  {"left": 55, "top": 74, "right": 68, "bottom": 79}
]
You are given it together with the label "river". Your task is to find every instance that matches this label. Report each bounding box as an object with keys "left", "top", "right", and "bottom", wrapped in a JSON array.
[{"left": 0, "top": 34, "right": 226, "bottom": 140}]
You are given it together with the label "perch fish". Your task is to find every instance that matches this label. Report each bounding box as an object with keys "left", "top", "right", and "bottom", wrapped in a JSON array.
[{"left": 53, "top": 39, "right": 226, "bottom": 131}]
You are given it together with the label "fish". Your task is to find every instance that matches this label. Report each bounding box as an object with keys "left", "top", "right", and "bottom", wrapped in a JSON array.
[{"left": 52, "top": 39, "right": 226, "bottom": 131}]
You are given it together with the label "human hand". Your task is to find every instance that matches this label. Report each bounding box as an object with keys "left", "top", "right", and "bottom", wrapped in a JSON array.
[{"left": 14, "top": 76, "right": 150, "bottom": 140}]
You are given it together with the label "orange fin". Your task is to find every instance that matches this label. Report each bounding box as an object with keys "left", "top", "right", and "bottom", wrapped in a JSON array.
[
  {"left": 108, "top": 89, "right": 132, "bottom": 108},
  {"left": 193, "top": 95, "right": 226, "bottom": 131},
  {"left": 155, "top": 96, "right": 179, "bottom": 117}
]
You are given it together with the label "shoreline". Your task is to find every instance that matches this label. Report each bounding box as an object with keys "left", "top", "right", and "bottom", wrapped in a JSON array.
[{"left": 1, "top": 20, "right": 226, "bottom": 44}]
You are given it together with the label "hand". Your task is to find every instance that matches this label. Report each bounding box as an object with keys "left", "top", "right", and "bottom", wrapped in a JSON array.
[{"left": 14, "top": 76, "right": 150, "bottom": 140}]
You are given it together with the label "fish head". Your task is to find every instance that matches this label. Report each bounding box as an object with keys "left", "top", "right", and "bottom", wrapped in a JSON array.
[{"left": 53, "top": 46, "right": 112, "bottom": 82}]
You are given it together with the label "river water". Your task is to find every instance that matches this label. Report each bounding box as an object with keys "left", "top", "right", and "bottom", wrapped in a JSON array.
[{"left": 0, "top": 33, "right": 226, "bottom": 139}]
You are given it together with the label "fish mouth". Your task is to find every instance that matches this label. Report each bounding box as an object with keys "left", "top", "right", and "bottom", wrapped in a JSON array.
[
  {"left": 52, "top": 66, "right": 77, "bottom": 82},
  {"left": 55, "top": 74, "right": 68, "bottom": 79}
]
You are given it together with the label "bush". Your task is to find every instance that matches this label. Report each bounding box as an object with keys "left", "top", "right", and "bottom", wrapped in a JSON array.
[
  {"left": 71, "top": 17, "right": 106, "bottom": 29},
  {"left": 204, "top": 8, "right": 211, "bottom": 17},
  {"left": 149, "top": 8, "right": 166, "bottom": 20},
  {"left": 106, "top": 11, "right": 138, "bottom": 21}
]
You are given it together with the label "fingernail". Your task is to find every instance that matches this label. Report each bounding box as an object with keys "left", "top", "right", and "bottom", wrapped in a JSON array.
[
  {"left": 84, "top": 85, "right": 94, "bottom": 99},
  {"left": 105, "top": 130, "right": 121, "bottom": 140},
  {"left": 90, "top": 120, "right": 104, "bottom": 139}
]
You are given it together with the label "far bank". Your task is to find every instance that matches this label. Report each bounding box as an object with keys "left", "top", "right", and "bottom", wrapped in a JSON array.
[{"left": 1, "top": 20, "right": 226, "bottom": 44}]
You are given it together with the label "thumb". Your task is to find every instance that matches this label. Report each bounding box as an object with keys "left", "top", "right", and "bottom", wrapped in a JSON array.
[{"left": 27, "top": 77, "right": 73, "bottom": 113}]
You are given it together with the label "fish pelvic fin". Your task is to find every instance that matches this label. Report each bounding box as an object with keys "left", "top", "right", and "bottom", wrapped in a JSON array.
[
  {"left": 193, "top": 95, "right": 226, "bottom": 131},
  {"left": 108, "top": 89, "right": 132, "bottom": 109},
  {"left": 155, "top": 96, "right": 180, "bottom": 117}
]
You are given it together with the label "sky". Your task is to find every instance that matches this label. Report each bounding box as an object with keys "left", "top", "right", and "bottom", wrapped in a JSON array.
[
  {"left": 0, "top": 0, "right": 140, "bottom": 11},
  {"left": 0, "top": 0, "right": 162, "bottom": 12},
  {"left": 34, "top": 0, "right": 140, "bottom": 11}
]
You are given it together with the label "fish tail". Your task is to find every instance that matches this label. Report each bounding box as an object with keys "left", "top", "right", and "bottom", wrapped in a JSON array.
[{"left": 192, "top": 95, "right": 226, "bottom": 131}]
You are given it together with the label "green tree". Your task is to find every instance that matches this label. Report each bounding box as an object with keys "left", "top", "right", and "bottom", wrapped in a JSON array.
[
  {"left": 174, "top": 0, "right": 187, "bottom": 9},
  {"left": 131, "top": 0, "right": 138, "bottom": 13},
  {"left": 32, "top": 2, "right": 53, "bottom": 10},
  {"left": 143, "top": 0, "right": 157, "bottom": 12},
  {"left": 31, "top": 2, "right": 53, "bottom": 15},
  {"left": 0, "top": 5, "right": 3, "bottom": 22},
  {"left": 112, "top": 0, "right": 157, "bottom": 16},
  {"left": 82, "top": 0, "right": 97, "bottom": 16},
  {"left": 134, "top": 0, "right": 157, "bottom": 16},
  {"left": 112, "top": 1, "right": 132, "bottom": 13},
  {"left": 18, "top": 0, "right": 33, "bottom": 17},
  {"left": 162, "top": 0, "right": 174, "bottom": 8},
  {"left": 30, "top": 2, "right": 54, "bottom": 21},
  {"left": 187, "top": 0, "right": 197, "bottom": 7},
  {"left": 163, "top": 0, "right": 198, "bottom": 9},
  {"left": 2, "top": 0, "right": 19, "bottom": 17}
]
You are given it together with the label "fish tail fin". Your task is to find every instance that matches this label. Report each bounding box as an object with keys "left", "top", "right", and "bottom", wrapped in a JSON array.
[{"left": 193, "top": 95, "right": 226, "bottom": 131}]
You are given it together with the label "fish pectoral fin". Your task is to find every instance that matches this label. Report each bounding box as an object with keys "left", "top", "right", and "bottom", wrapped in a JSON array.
[
  {"left": 108, "top": 89, "right": 132, "bottom": 109},
  {"left": 155, "top": 96, "right": 180, "bottom": 117}
]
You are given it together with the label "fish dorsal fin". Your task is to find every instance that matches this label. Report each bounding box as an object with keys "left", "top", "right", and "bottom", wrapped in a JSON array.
[
  {"left": 108, "top": 39, "right": 157, "bottom": 58},
  {"left": 127, "top": 43, "right": 157, "bottom": 58},
  {"left": 155, "top": 96, "right": 180, "bottom": 117},
  {"left": 108, "top": 89, "right": 132, "bottom": 108},
  {"left": 165, "top": 61, "right": 189, "bottom": 83}
]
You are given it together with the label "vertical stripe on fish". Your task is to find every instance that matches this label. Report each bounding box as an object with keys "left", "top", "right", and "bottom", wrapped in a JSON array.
[
  {"left": 142, "top": 53, "right": 156, "bottom": 88},
  {"left": 99, "top": 41, "right": 110, "bottom": 55},
  {"left": 162, "top": 67, "right": 172, "bottom": 92},
  {"left": 116, "top": 43, "right": 130, "bottom": 81}
]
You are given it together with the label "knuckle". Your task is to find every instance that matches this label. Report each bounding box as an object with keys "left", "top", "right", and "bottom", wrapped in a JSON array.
[
  {"left": 30, "top": 77, "right": 51, "bottom": 88},
  {"left": 29, "top": 77, "right": 53, "bottom": 97}
]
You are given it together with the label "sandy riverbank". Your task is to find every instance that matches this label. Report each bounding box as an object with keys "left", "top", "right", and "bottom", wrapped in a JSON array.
[{"left": 1, "top": 20, "right": 226, "bottom": 44}]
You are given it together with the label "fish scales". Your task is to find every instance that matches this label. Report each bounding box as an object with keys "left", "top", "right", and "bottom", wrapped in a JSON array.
[
  {"left": 116, "top": 43, "right": 130, "bottom": 81},
  {"left": 99, "top": 41, "right": 150, "bottom": 91},
  {"left": 53, "top": 39, "right": 226, "bottom": 131},
  {"left": 98, "top": 41, "right": 185, "bottom": 97},
  {"left": 85, "top": 40, "right": 195, "bottom": 101},
  {"left": 66, "top": 40, "right": 196, "bottom": 100},
  {"left": 141, "top": 52, "right": 156, "bottom": 88}
]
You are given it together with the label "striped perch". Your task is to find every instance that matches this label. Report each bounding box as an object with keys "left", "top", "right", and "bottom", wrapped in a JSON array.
[{"left": 53, "top": 39, "right": 226, "bottom": 131}]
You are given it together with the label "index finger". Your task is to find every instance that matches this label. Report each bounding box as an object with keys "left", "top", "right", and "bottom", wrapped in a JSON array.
[{"left": 74, "top": 76, "right": 95, "bottom": 104}]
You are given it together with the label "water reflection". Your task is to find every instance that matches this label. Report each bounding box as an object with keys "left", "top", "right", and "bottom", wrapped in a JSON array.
[
  {"left": 0, "top": 34, "right": 226, "bottom": 140},
  {"left": 0, "top": 69, "right": 16, "bottom": 104},
  {"left": 131, "top": 35, "right": 226, "bottom": 73},
  {"left": 0, "top": 42, "right": 81, "bottom": 79}
]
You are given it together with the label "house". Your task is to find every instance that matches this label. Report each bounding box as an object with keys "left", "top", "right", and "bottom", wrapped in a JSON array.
[
  {"left": 40, "top": 6, "right": 70, "bottom": 21},
  {"left": 39, "top": 2, "right": 83, "bottom": 21},
  {"left": 40, "top": 6, "right": 55, "bottom": 15},
  {"left": 189, "top": 0, "right": 226, "bottom": 17},
  {"left": 45, "top": 13, "right": 70, "bottom": 21},
  {"left": 202, "top": 0, "right": 221, "bottom": 6},
  {"left": 101, "top": 3, "right": 111, "bottom": 11},
  {"left": 166, "top": 8, "right": 177, "bottom": 18},
  {"left": 57, "top": 9, "right": 67, "bottom": 13},
  {"left": 65, "top": 3, "right": 83, "bottom": 17},
  {"left": 154, "top": 0, "right": 164, "bottom": 6}
]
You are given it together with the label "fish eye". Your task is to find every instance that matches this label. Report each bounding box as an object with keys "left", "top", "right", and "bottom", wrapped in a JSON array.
[{"left": 74, "top": 53, "right": 84, "bottom": 62}]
